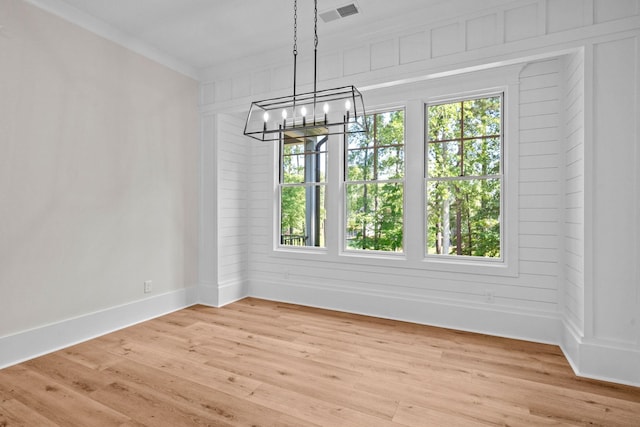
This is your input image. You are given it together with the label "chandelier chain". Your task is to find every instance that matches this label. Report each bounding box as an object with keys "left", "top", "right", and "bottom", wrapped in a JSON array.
[
  {"left": 314, "top": 0, "right": 318, "bottom": 48},
  {"left": 293, "top": 0, "right": 298, "bottom": 55}
]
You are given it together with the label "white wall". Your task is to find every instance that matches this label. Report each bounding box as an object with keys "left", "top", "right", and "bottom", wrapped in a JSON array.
[
  {"left": 584, "top": 33, "right": 640, "bottom": 382},
  {"left": 0, "top": 0, "right": 199, "bottom": 362},
  {"left": 200, "top": 0, "right": 640, "bottom": 386}
]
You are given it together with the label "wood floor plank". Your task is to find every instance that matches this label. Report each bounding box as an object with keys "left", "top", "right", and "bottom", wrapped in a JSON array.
[
  {"left": 0, "top": 365, "right": 133, "bottom": 426},
  {"left": 56, "top": 340, "right": 123, "bottom": 371},
  {"left": 1, "top": 298, "right": 639, "bottom": 426},
  {"left": 0, "top": 397, "right": 62, "bottom": 427},
  {"left": 105, "top": 337, "right": 263, "bottom": 399},
  {"left": 197, "top": 343, "right": 400, "bottom": 420},
  {"left": 247, "top": 382, "right": 397, "bottom": 427},
  {"left": 99, "top": 358, "right": 312, "bottom": 427}
]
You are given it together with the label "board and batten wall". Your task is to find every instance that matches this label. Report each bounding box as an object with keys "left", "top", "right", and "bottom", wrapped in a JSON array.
[
  {"left": 0, "top": 0, "right": 199, "bottom": 367},
  {"left": 199, "top": 0, "right": 640, "bottom": 386}
]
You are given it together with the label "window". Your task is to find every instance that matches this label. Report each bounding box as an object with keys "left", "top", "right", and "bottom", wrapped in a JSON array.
[
  {"left": 272, "top": 81, "right": 516, "bottom": 275},
  {"left": 426, "top": 95, "right": 502, "bottom": 258},
  {"left": 279, "top": 133, "right": 327, "bottom": 247},
  {"left": 345, "top": 110, "right": 405, "bottom": 252}
]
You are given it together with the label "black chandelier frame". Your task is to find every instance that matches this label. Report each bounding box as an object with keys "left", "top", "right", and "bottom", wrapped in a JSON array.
[{"left": 243, "top": 0, "right": 368, "bottom": 142}]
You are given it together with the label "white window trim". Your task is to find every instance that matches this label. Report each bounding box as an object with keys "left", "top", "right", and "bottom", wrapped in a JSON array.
[{"left": 421, "top": 82, "right": 519, "bottom": 277}]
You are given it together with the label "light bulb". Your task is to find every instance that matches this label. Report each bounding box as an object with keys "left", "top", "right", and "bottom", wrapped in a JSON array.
[
  {"left": 300, "top": 106, "right": 307, "bottom": 117},
  {"left": 282, "top": 109, "right": 287, "bottom": 119},
  {"left": 345, "top": 99, "right": 351, "bottom": 111},
  {"left": 263, "top": 112, "right": 269, "bottom": 122},
  {"left": 323, "top": 103, "right": 329, "bottom": 114}
]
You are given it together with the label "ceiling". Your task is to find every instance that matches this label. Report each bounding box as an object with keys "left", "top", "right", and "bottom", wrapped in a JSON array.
[{"left": 36, "top": 0, "right": 513, "bottom": 76}]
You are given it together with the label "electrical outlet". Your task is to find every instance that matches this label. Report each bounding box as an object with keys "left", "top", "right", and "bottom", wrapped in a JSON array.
[
  {"left": 485, "top": 290, "right": 495, "bottom": 303},
  {"left": 144, "top": 280, "right": 152, "bottom": 293}
]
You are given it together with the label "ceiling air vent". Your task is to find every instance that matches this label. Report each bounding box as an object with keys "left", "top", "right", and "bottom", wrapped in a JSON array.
[
  {"left": 337, "top": 3, "right": 359, "bottom": 18},
  {"left": 320, "top": 2, "right": 360, "bottom": 23}
]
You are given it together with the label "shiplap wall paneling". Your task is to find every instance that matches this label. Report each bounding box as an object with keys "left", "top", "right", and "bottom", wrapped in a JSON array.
[
  {"left": 246, "top": 137, "right": 273, "bottom": 300},
  {"left": 518, "top": 59, "right": 562, "bottom": 287},
  {"left": 216, "top": 114, "right": 249, "bottom": 302},
  {"left": 562, "top": 50, "right": 586, "bottom": 336}
]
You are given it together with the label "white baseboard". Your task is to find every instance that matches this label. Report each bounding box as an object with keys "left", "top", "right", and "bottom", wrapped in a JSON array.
[
  {"left": 0, "top": 286, "right": 198, "bottom": 370},
  {"left": 219, "top": 279, "right": 248, "bottom": 306},
  {"left": 197, "top": 279, "right": 247, "bottom": 307},
  {"left": 560, "top": 321, "right": 640, "bottom": 387},
  {"left": 197, "top": 282, "right": 220, "bottom": 307},
  {"left": 248, "top": 279, "right": 562, "bottom": 346}
]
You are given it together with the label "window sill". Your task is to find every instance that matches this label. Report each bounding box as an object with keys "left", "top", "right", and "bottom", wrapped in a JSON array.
[
  {"left": 423, "top": 255, "right": 518, "bottom": 277},
  {"left": 340, "top": 249, "right": 406, "bottom": 261},
  {"left": 270, "top": 246, "right": 517, "bottom": 278}
]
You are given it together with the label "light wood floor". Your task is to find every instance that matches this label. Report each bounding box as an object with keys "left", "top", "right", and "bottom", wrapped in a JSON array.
[{"left": 1, "top": 298, "right": 639, "bottom": 426}]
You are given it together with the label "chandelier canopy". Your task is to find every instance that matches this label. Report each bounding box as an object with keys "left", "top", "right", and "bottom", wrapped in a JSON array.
[{"left": 243, "top": 0, "right": 368, "bottom": 141}]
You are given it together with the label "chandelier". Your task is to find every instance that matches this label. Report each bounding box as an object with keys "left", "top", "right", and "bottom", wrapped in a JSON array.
[{"left": 243, "top": 0, "right": 368, "bottom": 141}]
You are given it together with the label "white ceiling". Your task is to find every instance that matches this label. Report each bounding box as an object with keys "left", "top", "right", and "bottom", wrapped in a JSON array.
[{"left": 33, "top": 0, "right": 514, "bottom": 76}]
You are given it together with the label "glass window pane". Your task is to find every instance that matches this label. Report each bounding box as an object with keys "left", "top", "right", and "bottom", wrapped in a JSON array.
[
  {"left": 376, "top": 110, "right": 405, "bottom": 146},
  {"left": 463, "top": 138, "right": 500, "bottom": 177},
  {"left": 427, "top": 102, "right": 462, "bottom": 141},
  {"left": 347, "top": 148, "right": 374, "bottom": 181},
  {"left": 347, "top": 109, "right": 405, "bottom": 181},
  {"left": 283, "top": 154, "right": 305, "bottom": 183},
  {"left": 280, "top": 185, "right": 326, "bottom": 247},
  {"left": 282, "top": 146, "right": 326, "bottom": 184},
  {"left": 377, "top": 146, "right": 405, "bottom": 179},
  {"left": 426, "top": 179, "right": 500, "bottom": 257},
  {"left": 283, "top": 140, "right": 305, "bottom": 155},
  {"left": 347, "top": 115, "right": 375, "bottom": 149},
  {"left": 348, "top": 147, "right": 406, "bottom": 181},
  {"left": 346, "top": 183, "right": 403, "bottom": 252},
  {"left": 462, "top": 96, "right": 501, "bottom": 138},
  {"left": 427, "top": 142, "right": 461, "bottom": 178}
]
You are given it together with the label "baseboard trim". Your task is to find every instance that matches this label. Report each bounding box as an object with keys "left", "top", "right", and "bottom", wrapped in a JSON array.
[
  {"left": 0, "top": 286, "right": 198, "bottom": 370},
  {"left": 197, "top": 280, "right": 248, "bottom": 307},
  {"left": 560, "top": 321, "right": 640, "bottom": 387},
  {"left": 248, "top": 279, "right": 562, "bottom": 346},
  {"left": 197, "top": 282, "right": 220, "bottom": 307},
  {"left": 219, "top": 279, "right": 248, "bottom": 306}
]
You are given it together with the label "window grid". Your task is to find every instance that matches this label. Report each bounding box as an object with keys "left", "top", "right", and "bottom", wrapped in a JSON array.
[
  {"left": 279, "top": 135, "right": 328, "bottom": 248},
  {"left": 425, "top": 95, "right": 503, "bottom": 259},
  {"left": 345, "top": 110, "right": 405, "bottom": 253}
]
